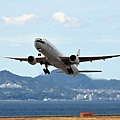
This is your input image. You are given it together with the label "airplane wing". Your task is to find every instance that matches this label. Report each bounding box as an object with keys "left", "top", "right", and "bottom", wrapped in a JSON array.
[
  {"left": 79, "top": 55, "right": 120, "bottom": 62},
  {"left": 3, "top": 54, "right": 120, "bottom": 65},
  {"left": 2, "top": 56, "right": 51, "bottom": 65},
  {"left": 3, "top": 56, "right": 28, "bottom": 61},
  {"left": 60, "top": 54, "right": 120, "bottom": 64}
]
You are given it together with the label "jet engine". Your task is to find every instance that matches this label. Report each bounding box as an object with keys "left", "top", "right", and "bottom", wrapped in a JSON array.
[
  {"left": 69, "top": 55, "right": 79, "bottom": 64},
  {"left": 28, "top": 56, "right": 37, "bottom": 65}
]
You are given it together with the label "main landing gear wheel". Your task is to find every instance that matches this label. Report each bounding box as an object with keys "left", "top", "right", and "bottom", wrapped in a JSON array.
[
  {"left": 43, "top": 62, "right": 50, "bottom": 74},
  {"left": 67, "top": 68, "right": 73, "bottom": 74},
  {"left": 43, "top": 68, "right": 50, "bottom": 74}
]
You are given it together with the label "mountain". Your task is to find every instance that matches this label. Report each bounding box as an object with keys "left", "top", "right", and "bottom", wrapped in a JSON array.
[{"left": 0, "top": 70, "right": 120, "bottom": 100}]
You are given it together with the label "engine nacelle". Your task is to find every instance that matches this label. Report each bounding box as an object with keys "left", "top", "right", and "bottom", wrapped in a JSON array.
[
  {"left": 28, "top": 56, "right": 36, "bottom": 65},
  {"left": 69, "top": 55, "right": 79, "bottom": 64}
]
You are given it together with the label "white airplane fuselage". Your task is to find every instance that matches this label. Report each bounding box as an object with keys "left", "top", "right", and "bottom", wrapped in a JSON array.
[
  {"left": 4, "top": 38, "right": 120, "bottom": 76},
  {"left": 34, "top": 38, "right": 79, "bottom": 76}
]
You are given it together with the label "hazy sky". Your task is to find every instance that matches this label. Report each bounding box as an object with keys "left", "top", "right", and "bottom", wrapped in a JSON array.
[{"left": 0, "top": 0, "right": 120, "bottom": 79}]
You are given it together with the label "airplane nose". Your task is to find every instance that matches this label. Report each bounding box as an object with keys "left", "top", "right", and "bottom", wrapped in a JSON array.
[
  {"left": 34, "top": 41, "right": 40, "bottom": 50},
  {"left": 34, "top": 38, "right": 45, "bottom": 50}
]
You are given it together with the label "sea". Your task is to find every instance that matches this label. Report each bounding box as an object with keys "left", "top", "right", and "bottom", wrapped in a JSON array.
[{"left": 0, "top": 100, "right": 120, "bottom": 117}]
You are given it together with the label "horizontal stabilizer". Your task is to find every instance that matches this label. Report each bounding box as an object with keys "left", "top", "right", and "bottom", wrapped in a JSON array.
[{"left": 79, "top": 70, "right": 102, "bottom": 73}]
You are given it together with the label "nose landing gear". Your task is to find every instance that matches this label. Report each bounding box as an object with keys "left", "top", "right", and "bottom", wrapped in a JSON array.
[
  {"left": 38, "top": 53, "right": 41, "bottom": 56},
  {"left": 37, "top": 52, "right": 50, "bottom": 74}
]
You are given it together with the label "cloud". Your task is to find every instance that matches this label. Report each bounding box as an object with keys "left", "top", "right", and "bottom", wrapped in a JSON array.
[
  {"left": 52, "top": 12, "right": 82, "bottom": 28},
  {"left": 105, "top": 15, "right": 120, "bottom": 23},
  {"left": 93, "top": 36, "right": 120, "bottom": 43},
  {"left": 1, "top": 13, "right": 37, "bottom": 25},
  {"left": 0, "top": 34, "right": 36, "bottom": 47},
  {"left": 0, "top": 33, "right": 71, "bottom": 47}
]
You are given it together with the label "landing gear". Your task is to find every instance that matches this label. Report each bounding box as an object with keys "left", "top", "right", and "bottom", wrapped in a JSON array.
[
  {"left": 38, "top": 53, "right": 41, "bottom": 56},
  {"left": 43, "top": 63, "right": 50, "bottom": 74},
  {"left": 43, "top": 68, "right": 50, "bottom": 74},
  {"left": 67, "top": 68, "right": 73, "bottom": 74}
]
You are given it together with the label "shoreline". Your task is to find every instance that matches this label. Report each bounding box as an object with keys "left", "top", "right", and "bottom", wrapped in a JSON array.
[{"left": 0, "top": 116, "right": 120, "bottom": 120}]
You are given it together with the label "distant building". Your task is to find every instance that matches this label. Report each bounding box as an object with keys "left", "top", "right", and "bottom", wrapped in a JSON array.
[
  {"left": 89, "top": 93, "right": 98, "bottom": 101},
  {"left": 73, "top": 94, "right": 84, "bottom": 100},
  {"left": 0, "top": 83, "right": 22, "bottom": 88}
]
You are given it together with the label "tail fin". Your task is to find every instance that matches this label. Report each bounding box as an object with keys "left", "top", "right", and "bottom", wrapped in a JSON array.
[{"left": 77, "top": 49, "right": 80, "bottom": 56}]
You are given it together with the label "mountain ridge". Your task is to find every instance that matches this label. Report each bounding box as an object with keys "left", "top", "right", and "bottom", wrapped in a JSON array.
[{"left": 0, "top": 69, "right": 120, "bottom": 100}]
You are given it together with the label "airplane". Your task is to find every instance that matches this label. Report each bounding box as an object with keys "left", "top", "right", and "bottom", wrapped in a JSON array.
[{"left": 3, "top": 38, "right": 120, "bottom": 76}]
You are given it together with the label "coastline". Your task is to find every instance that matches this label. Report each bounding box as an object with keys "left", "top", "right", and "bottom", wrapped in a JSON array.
[{"left": 0, "top": 116, "right": 120, "bottom": 120}]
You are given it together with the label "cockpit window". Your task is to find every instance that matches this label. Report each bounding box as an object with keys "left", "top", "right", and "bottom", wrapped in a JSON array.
[{"left": 35, "top": 38, "right": 46, "bottom": 44}]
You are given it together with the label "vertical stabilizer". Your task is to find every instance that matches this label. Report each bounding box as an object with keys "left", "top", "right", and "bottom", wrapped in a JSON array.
[{"left": 77, "top": 49, "right": 80, "bottom": 56}]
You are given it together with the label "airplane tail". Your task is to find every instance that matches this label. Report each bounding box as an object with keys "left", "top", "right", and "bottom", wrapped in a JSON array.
[{"left": 77, "top": 49, "right": 80, "bottom": 56}]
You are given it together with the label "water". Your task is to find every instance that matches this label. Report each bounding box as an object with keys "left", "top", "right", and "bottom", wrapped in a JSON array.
[{"left": 0, "top": 100, "right": 120, "bottom": 117}]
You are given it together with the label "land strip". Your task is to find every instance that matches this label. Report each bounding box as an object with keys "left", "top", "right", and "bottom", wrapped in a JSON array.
[{"left": 0, "top": 116, "right": 120, "bottom": 120}]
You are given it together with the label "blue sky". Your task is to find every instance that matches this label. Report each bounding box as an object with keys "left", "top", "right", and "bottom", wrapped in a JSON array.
[{"left": 0, "top": 0, "right": 120, "bottom": 79}]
